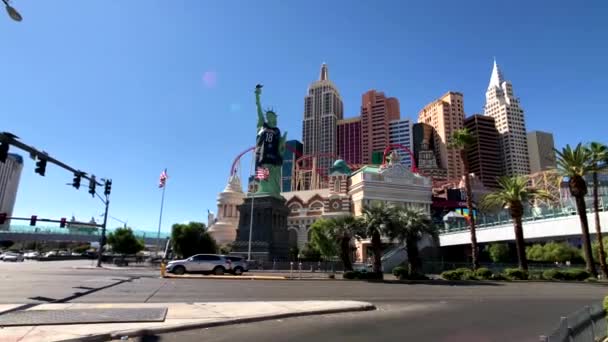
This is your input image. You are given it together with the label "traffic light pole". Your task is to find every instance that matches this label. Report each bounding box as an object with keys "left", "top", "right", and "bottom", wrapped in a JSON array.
[{"left": 96, "top": 193, "right": 110, "bottom": 268}]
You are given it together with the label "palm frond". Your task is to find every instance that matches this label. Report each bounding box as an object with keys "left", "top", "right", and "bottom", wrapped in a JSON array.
[
  {"left": 555, "top": 143, "right": 592, "bottom": 178},
  {"left": 448, "top": 128, "right": 476, "bottom": 150}
]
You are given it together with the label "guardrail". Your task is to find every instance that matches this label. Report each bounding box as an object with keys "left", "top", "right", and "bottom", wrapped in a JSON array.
[{"left": 540, "top": 302, "right": 606, "bottom": 342}]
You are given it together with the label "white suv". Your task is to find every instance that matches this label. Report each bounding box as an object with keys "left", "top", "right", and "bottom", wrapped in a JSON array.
[{"left": 167, "top": 254, "right": 232, "bottom": 275}]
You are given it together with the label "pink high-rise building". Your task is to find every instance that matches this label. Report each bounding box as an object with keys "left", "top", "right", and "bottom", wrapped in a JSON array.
[{"left": 360, "top": 90, "right": 400, "bottom": 164}]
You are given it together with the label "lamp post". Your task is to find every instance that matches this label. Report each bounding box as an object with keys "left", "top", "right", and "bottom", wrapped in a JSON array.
[{"left": 2, "top": 0, "right": 22, "bottom": 22}]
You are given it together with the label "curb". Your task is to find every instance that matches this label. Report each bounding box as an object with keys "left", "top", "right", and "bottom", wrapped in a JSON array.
[
  {"left": 163, "top": 274, "right": 342, "bottom": 281},
  {"left": 163, "top": 274, "right": 287, "bottom": 280},
  {"left": 58, "top": 303, "right": 376, "bottom": 342}
]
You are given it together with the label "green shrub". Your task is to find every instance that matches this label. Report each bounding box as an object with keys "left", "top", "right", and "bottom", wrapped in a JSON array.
[
  {"left": 441, "top": 268, "right": 476, "bottom": 281},
  {"left": 475, "top": 267, "right": 493, "bottom": 280},
  {"left": 491, "top": 273, "right": 508, "bottom": 281},
  {"left": 562, "top": 269, "right": 590, "bottom": 281},
  {"left": 526, "top": 242, "right": 582, "bottom": 263},
  {"left": 543, "top": 268, "right": 589, "bottom": 281},
  {"left": 502, "top": 268, "right": 528, "bottom": 280},
  {"left": 440, "top": 270, "right": 460, "bottom": 280},
  {"left": 542, "top": 269, "right": 565, "bottom": 280},
  {"left": 392, "top": 266, "right": 407, "bottom": 278},
  {"left": 603, "top": 295, "right": 608, "bottom": 314}
]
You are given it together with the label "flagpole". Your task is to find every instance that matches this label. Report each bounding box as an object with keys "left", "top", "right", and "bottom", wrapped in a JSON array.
[
  {"left": 156, "top": 171, "right": 167, "bottom": 257},
  {"left": 247, "top": 155, "right": 255, "bottom": 261}
]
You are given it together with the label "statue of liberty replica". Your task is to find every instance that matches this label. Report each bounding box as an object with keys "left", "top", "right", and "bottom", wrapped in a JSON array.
[
  {"left": 233, "top": 85, "right": 289, "bottom": 261},
  {"left": 253, "top": 84, "right": 287, "bottom": 196}
]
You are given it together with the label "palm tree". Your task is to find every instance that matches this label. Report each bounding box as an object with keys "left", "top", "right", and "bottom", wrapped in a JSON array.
[
  {"left": 481, "top": 176, "right": 552, "bottom": 271},
  {"left": 555, "top": 144, "right": 597, "bottom": 277},
  {"left": 449, "top": 128, "right": 479, "bottom": 269},
  {"left": 309, "top": 216, "right": 363, "bottom": 271},
  {"left": 361, "top": 203, "right": 397, "bottom": 277},
  {"left": 587, "top": 142, "right": 608, "bottom": 278},
  {"left": 388, "top": 208, "right": 437, "bottom": 275}
]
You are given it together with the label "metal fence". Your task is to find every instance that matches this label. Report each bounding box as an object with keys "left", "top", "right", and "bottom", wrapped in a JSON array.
[
  {"left": 246, "top": 259, "right": 345, "bottom": 272},
  {"left": 540, "top": 302, "right": 606, "bottom": 342}
]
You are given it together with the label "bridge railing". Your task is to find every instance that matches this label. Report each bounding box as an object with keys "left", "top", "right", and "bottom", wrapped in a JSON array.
[
  {"left": 540, "top": 302, "right": 606, "bottom": 342},
  {"left": 0, "top": 225, "right": 170, "bottom": 240},
  {"left": 440, "top": 198, "right": 608, "bottom": 235}
]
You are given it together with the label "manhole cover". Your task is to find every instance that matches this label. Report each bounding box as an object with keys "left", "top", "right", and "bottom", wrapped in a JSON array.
[{"left": 0, "top": 308, "right": 167, "bottom": 327}]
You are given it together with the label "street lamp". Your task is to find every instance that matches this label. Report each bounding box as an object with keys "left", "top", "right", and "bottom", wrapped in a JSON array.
[{"left": 2, "top": 0, "right": 22, "bottom": 22}]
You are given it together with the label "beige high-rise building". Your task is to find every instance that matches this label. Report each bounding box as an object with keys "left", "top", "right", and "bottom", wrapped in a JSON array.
[
  {"left": 484, "top": 59, "right": 530, "bottom": 176},
  {"left": 527, "top": 130, "right": 556, "bottom": 173},
  {"left": 302, "top": 63, "right": 344, "bottom": 170},
  {"left": 418, "top": 92, "right": 465, "bottom": 180}
]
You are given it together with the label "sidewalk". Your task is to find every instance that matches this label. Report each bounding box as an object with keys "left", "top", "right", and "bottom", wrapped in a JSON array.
[{"left": 0, "top": 301, "right": 375, "bottom": 342}]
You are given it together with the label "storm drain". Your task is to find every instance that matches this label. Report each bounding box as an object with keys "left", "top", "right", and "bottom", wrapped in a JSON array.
[{"left": 0, "top": 308, "right": 168, "bottom": 327}]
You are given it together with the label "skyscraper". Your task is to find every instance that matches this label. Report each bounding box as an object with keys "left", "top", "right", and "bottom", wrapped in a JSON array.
[
  {"left": 282, "top": 140, "right": 303, "bottom": 191},
  {"left": 484, "top": 59, "right": 530, "bottom": 176},
  {"left": 418, "top": 92, "right": 465, "bottom": 180},
  {"left": 360, "top": 90, "right": 400, "bottom": 164},
  {"left": 389, "top": 118, "right": 413, "bottom": 167},
  {"left": 302, "top": 63, "right": 344, "bottom": 170},
  {"left": 337, "top": 117, "right": 362, "bottom": 164},
  {"left": 0, "top": 153, "right": 23, "bottom": 230},
  {"left": 412, "top": 123, "right": 447, "bottom": 180},
  {"left": 527, "top": 131, "right": 556, "bottom": 173},
  {"left": 464, "top": 115, "right": 503, "bottom": 188}
]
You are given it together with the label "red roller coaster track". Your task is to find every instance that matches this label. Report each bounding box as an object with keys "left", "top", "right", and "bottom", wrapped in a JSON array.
[
  {"left": 230, "top": 145, "right": 303, "bottom": 176},
  {"left": 381, "top": 143, "right": 418, "bottom": 173}
]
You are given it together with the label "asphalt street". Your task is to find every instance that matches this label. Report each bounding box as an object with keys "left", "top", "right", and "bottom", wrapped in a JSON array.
[{"left": 1, "top": 260, "right": 606, "bottom": 341}]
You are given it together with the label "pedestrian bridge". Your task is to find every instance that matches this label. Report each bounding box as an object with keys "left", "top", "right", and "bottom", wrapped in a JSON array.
[
  {"left": 439, "top": 209, "right": 608, "bottom": 246},
  {"left": 0, "top": 225, "right": 170, "bottom": 245}
]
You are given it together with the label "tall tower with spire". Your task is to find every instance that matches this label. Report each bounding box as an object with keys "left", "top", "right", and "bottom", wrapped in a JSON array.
[
  {"left": 484, "top": 59, "right": 530, "bottom": 176},
  {"left": 302, "top": 63, "right": 344, "bottom": 170}
]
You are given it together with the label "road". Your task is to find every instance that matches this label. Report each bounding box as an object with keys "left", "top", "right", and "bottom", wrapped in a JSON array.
[{"left": 1, "top": 260, "right": 606, "bottom": 341}]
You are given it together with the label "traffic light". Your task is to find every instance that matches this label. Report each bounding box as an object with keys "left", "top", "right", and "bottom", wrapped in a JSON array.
[
  {"left": 59, "top": 217, "right": 67, "bottom": 228},
  {"left": 0, "top": 142, "right": 8, "bottom": 163},
  {"left": 0, "top": 213, "right": 6, "bottom": 225},
  {"left": 30, "top": 215, "right": 37, "bottom": 226},
  {"left": 72, "top": 173, "right": 81, "bottom": 189},
  {"left": 89, "top": 176, "right": 96, "bottom": 197},
  {"left": 104, "top": 179, "right": 112, "bottom": 196},
  {"left": 35, "top": 158, "right": 47, "bottom": 176}
]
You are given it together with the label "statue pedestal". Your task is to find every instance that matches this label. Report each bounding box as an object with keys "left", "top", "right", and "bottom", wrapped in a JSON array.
[{"left": 232, "top": 195, "right": 289, "bottom": 261}]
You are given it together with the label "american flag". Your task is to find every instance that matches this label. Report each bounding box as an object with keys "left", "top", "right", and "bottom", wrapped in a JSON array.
[
  {"left": 255, "top": 167, "right": 269, "bottom": 180},
  {"left": 159, "top": 169, "right": 168, "bottom": 188}
]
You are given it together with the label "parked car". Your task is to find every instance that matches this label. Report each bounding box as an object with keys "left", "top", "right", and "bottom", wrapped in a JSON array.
[
  {"left": 166, "top": 254, "right": 233, "bottom": 275},
  {"left": 44, "top": 251, "right": 58, "bottom": 257},
  {"left": 223, "top": 256, "right": 249, "bottom": 275},
  {"left": 3, "top": 252, "right": 24, "bottom": 262},
  {"left": 24, "top": 251, "right": 40, "bottom": 259}
]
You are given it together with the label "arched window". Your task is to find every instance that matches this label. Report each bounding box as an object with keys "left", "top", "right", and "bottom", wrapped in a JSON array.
[
  {"left": 334, "top": 179, "right": 341, "bottom": 192},
  {"left": 309, "top": 201, "right": 324, "bottom": 210},
  {"left": 289, "top": 203, "right": 302, "bottom": 212}
]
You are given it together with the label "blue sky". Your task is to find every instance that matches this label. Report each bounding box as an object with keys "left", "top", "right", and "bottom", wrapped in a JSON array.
[{"left": 2, "top": 0, "right": 607, "bottom": 231}]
